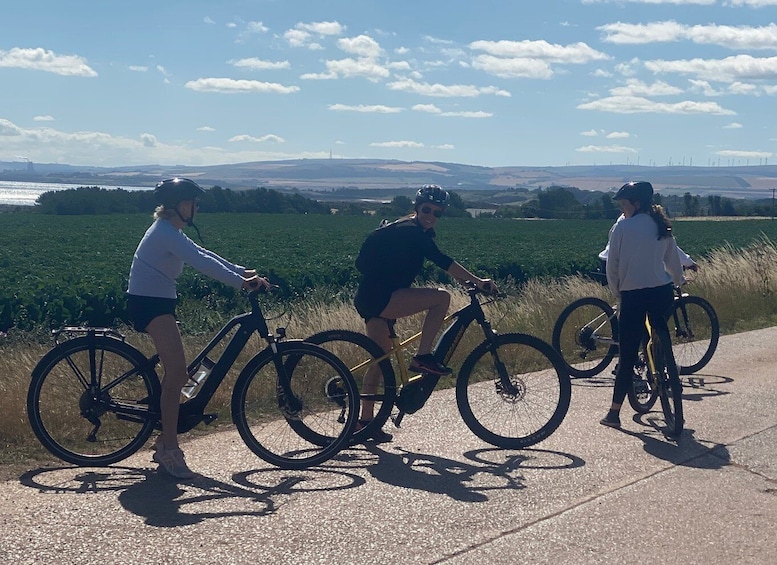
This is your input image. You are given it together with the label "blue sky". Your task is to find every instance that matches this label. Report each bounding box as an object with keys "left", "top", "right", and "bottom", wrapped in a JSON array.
[{"left": 1, "top": 0, "right": 776, "bottom": 169}]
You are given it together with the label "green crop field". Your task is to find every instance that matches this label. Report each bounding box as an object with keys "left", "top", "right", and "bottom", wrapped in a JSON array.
[{"left": 2, "top": 212, "right": 776, "bottom": 332}]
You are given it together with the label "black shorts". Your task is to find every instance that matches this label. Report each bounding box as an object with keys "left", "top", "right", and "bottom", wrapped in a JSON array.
[{"left": 126, "top": 294, "right": 177, "bottom": 332}]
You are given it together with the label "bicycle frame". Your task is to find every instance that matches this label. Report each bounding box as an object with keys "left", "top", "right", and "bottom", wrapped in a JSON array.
[{"left": 351, "top": 287, "right": 499, "bottom": 388}]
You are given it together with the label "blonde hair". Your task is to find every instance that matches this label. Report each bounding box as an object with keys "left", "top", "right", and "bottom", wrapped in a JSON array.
[{"left": 153, "top": 205, "right": 175, "bottom": 220}]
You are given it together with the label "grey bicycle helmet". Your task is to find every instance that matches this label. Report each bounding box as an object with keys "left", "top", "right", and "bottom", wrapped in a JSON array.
[
  {"left": 154, "top": 177, "right": 206, "bottom": 207},
  {"left": 614, "top": 181, "right": 653, "bottom": 206},
  {"left": 415, "top": 184, "right": 450, "bottom": 207}
]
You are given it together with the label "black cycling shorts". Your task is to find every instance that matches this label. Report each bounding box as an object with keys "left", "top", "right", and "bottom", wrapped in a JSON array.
[{"left": 126, "top": 294, "right": 177, "bottom": 332}]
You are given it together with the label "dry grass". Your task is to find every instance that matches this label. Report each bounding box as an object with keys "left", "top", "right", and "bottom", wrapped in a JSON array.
[{"left": 4, "top": 238, "right": 777, "bottom": 465}]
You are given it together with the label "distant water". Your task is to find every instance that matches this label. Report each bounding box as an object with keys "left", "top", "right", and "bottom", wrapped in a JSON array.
[{"left": 0, "top": 180, "right": 151, "bottom": 206}]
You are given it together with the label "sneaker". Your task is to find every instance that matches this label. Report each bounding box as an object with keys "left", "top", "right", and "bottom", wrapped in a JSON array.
[
  {"left": 152, "top": 446, "right": 196, "bottom": 479},
  {"left": 351, "top": 419, "right": 393, "bottom": 445},
  {"left": 409, "top": 354, "right": 452, "bottom": 376},
  {"left": 599, "top": 415, "right": 621, "bottom": 428}
]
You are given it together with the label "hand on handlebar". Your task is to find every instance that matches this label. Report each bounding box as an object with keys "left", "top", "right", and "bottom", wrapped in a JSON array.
[{"left": 242, "top": 275, "right": 273, "bottom": 292}]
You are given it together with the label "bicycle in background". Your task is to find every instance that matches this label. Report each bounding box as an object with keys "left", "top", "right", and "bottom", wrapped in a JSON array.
[{"left": 552, "top": 271, "right": 718, "bottom": 379}]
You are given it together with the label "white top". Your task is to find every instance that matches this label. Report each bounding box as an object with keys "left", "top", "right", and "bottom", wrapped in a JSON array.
[
  {"left": 599, "top": 214, "right": 696, "bottom": 267},
  {"left": 127, "top": 219, "right": 245, "bottom": 299},
  {"left": 606, "top": 213, "right": 685, "bottom": 300}
]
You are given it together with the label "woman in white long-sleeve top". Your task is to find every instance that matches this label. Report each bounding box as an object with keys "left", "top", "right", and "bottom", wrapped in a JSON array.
[
  {"left": 601, "top": 181, "right": 685, "bottom": 430},
  {"left": 127, "top": 178, "right": 269, "bottom": 478}
]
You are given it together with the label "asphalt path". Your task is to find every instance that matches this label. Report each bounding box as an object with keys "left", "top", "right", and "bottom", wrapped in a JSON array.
[{"left": 2, "top": 327, "right": 776, "bottom": 564}]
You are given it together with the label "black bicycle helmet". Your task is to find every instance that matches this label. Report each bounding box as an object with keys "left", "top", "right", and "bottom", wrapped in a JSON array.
[
  {"left": 415, "top": 184, "right": 450, "bottom": 207},
  {"left": 154, "top": 177, "right": 206, "bottom": 207},
  {"left": 614, "top": 181, "right": 653, "bottom": 206}
]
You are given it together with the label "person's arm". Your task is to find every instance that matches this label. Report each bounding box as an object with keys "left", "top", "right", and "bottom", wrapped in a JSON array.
[
  {"left": 605, "top": 226, "right": 622, "bottom": 301},
  {"left": 446, "top": 261, "right": 496, "bottom": 292},
  {"left": 676, "top": 245, "right": 699, "bottom": 271},
  {"left": 665, "top": 239, "right": 686, "bottom": 287}
]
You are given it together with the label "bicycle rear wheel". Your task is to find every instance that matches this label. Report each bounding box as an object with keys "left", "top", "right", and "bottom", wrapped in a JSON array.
[
  {"left": 303, "top": 329, "right": 397, "bottom": 445},
  {"left": 231, "top": 341, "right": 359, "bottom": 469},
  {"left": 667, "top": 295, "right": 719, "bottom": 375},
  {"left": 27, "top": 334, "right": 160, "bottom": 466},
  {"left": 552, "top": 297, "right": 618, "bottom": 378},
  {"left": 456, "top": 333, "right": 571, "bottom": 449}
]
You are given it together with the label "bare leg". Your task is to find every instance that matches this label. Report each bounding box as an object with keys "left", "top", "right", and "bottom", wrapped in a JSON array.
[
  {"left": 379, "top": 287, "right": 450, "bottom": 355},
  {"left": 359, "top": 287, "right": 451, "bottom": 420},
  {"left": 146, "top": 314, "right": 188, "bottom": 450}
]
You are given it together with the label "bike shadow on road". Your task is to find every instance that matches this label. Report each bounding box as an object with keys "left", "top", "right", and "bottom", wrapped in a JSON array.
[
  {"left": 18, "top": 463, "right": 367, "bottom": 528},
  {"left": 356, "top": 444, "right": 585, "bottom": 502},
  {"left": 615, "top": 420, "right": 731, "bottom": 470},
  {"left": 680, "top": 372, "right": 733, "bottom": 404}
]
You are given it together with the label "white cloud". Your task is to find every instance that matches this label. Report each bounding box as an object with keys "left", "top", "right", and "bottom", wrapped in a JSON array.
[
  {"left": 0, "top": 118, "right": 322, "bottom": 166},
  {"left": 0, "top": 47, "right": 97, "bottom": 77},
  {"left": 609, "top": 78, "right": 684, "bottom": 96},
  {"left": 410, "top": 104, "right": 491, "bottom": 117},
  {"left": 328, "top": 104, "right": 403, "bottom": 113},
  {"left": 370, "top": 140, "right": 426, "bottom": 148},
  {"left": 322, "top": 58, "right": 390, "bottom": 81},
  {"left": 716, "top": 149, "right": 772, "bottom": 158},
  {"left": 230, "top": 58, "right": 290, "bottom": 70},
  {"left": 645, "top": 54, "right": 777, "bottom": 82},
  {"left": 469, "top": 39, "right": 610, "bottom": 64},
  {"left": 228, "top": 134, "right": 285, "bottom": 143},
  {"left": 580, "top": 129, "right": 601, "bottom": 136},
  {"left": 599, "top": 21, "right": 777, "bottom": 50},
  {"left": 246, "top": 21, "right": 269, "bottom": 33},
  {"left": 387, "top": 77, "right": 510, "bottom": 97},
  {"left": 129, "top": 65, "right": 148, "bottom": 72},
  {"left": 197, "top": 126, "right": 216, "bottom": 132},
  {"left": 471, "top": 55, "right": 554, "bottom": 79},
  {"left": 575, "top": 144, "right": 639, "bottom": 154},
  {"left": 204, "top": 17, "right": 216, "bottom": 25},
  {"left": 33, "top": 115, "right": 55, "bottom": 122},
  {"left": 337, "top": 35, "right": 383, "bottom": 58},
  {"left": 296, "top": 21, "right": 345, "bottom": 36},
  {"left": 185, "top": 78, "right": 300, "bottom": 94},
  {"left": 723, "top": 122, "right": 744, "bottom": 128},
  {"left": 606, "top": 131, "right": 631, "bottom": 138},
  {"left": 578, "top": 95, "right": 736, "bottom": 114}
]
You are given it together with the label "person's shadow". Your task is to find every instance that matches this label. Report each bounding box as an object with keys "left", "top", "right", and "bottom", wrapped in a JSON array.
[{"left": 619, "top": 415, "right": 731, "bottom": 469}]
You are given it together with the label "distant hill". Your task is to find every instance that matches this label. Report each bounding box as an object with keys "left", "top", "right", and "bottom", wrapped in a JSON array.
[{"left": 3, "top": 158, "right": 777, "bottom": 200}]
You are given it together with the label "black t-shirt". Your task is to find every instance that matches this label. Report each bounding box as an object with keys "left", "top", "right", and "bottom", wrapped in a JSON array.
[{"left": 354, "top": 218, "right": 454, "bottom": 320}]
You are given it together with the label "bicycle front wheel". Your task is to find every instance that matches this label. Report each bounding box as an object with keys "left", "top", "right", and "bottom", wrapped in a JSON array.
[
  {"left": 627, "top": 343, "right": 659, "bottom": 414},
  {"left": 303, "top": 329, "right": 397, "bottom": 445},
  {"left": 231, "top": 341, "right": 359, "bottom": 470},
  {"left": 456, "top": 333, "right": 572, "bottom": 449},
  {"left": 656, "top": 341, "right": 684, "bottom": 437},
  {"left": 667, "top": 295, "right": 719, "bottom": 375},
  {"left": 552, "top": 297, "right": 618, "bottom": 378},
  {"left": 27, "top": 334, "right": 160, "bottom": 466}
]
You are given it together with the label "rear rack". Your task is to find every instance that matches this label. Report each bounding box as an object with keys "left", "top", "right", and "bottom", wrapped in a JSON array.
[{"left": 53, "top": 326, "right": 126, "bottom": 344}]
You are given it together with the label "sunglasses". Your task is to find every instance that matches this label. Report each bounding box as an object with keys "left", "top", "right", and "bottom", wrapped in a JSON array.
[{"left": 420, "top": 206, "right": 443, "bottom": 218}]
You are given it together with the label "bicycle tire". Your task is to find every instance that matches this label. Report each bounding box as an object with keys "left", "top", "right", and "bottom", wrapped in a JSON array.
[
  {"left": 655, "top": 339, "right": 684, "bottom": 437},
  {"left": 27, "top": 334, "right": 160, "bottom": 466},
  {"left": 231, "top": 341, "right": 359, "bottom": 470},
  {"left": 627, "top": 343, "right": 659, "bottom": 414},
  {"left": 552, "top": 296, "right": 619, "bottom": 378},
  {"left": 302, "top": 329, "right": 397, "bottom": 445},
  {"left": 667, "top": 295, "right": 719, "bottom": 375},
  {"left": 456, "top": 333, "right": 572, "bottom": 449}
]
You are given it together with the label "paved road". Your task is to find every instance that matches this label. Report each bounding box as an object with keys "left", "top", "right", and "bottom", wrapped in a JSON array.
[{"left": 2, "top": 327, "right": 776, "bottom": 564}]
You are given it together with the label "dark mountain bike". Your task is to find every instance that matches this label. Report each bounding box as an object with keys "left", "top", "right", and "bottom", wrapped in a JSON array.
[
  {"left": 302, "top": 283, "right": 572, "bottom": 450},
  {"left": 626, "top": 312, "right": 684, "bottom": 437},
  {"left": 27, "top": 289, "right": 359, "bottom": 470},
  {"left": 552, "top": 280, "right": 718, "bottom": 379}
]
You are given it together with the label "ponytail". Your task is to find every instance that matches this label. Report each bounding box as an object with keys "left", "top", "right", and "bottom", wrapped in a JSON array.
[{"left": 649, "top": 204, "right": 673, "bottom": 240}]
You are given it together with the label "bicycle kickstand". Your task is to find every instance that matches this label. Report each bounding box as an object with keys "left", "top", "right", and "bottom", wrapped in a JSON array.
[{"left": 391, "top": 409, "right": 407, "bottom": 428}]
